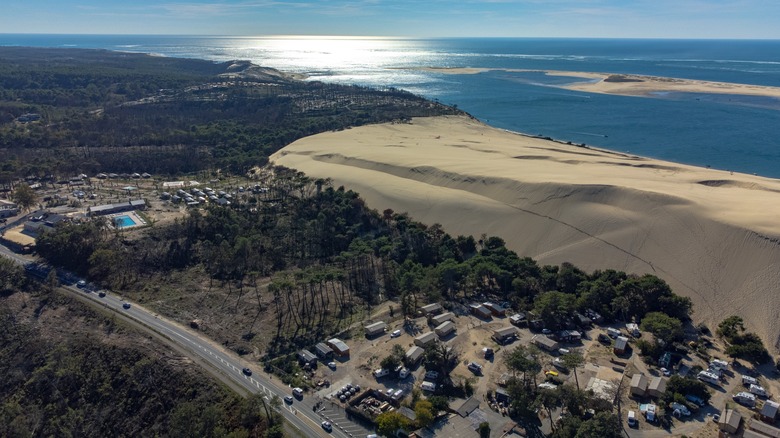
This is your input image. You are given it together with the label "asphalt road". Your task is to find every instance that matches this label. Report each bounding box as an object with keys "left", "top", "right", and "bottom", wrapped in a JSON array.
[{"left": 0, "top": 243, "right": 374, "bottom": 438}]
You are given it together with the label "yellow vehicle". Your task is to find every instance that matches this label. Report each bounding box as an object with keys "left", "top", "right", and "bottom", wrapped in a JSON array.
[{"left": 545, "top": 370, "right": 559, "bottom": 377}]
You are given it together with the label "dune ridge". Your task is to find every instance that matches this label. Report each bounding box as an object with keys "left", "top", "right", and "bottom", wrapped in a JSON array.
[{"left": 272, "top": 116, "right": 780, "bottom": 350}]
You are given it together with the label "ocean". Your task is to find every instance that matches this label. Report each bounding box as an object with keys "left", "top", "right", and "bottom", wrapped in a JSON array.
[{"left": 2, "top": 35, "right": 780, "bottom": 177}]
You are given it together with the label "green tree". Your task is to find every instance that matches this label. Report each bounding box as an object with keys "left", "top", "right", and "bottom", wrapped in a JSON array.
[
  {"left": 414, "top": 399, "right": 434, "bottom": 428},
  {"left": 664, "top": 375, "right": 711, "bottom": 404},
  {"left": 478, "top": 421, "right": 490, "bottom": 438},
  {"left": 717, "top": 315, "right": 745, "bottom": 340},
  {"left": 380, "top": 354, "right": 401, "bottom": 372},
  {"left": 537, "top": 388, "right": 562, "bottom": 432},
  {"left": 428, "top": 395, "right": 449, "bottom": 413},
  {"left": 640, "top": 312, "right": 684, "bottom": 344},
  {"left": 562, "top": 351, "right": 585, "bottom": 390},
  {"left": 534, "top": 291, "right": 576, "bottom": 329},
  {"left": 575, "top": 412, "right": 622, "bottom": 438},
  {"left": 376, "top": 411, "right": 410, "bottom": 437},
  {"left": 11, "top": 183, "right": 37, "bottom": 212}
]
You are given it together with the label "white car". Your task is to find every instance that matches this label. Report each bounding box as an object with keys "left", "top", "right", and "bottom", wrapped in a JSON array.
[
  {"left": 390, "top": 329, "right": 402, "bottom": 338},
  {"left": 321, "top": 420, "right": 332, "bottom": 432},
  {"left": 327, "top": 361, "right": 337, "bottom": 370}
]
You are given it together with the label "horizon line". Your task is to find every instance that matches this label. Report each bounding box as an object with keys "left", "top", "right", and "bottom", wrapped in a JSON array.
[{"left": 1, "top": 33, "right": 780, "bottom": 42}]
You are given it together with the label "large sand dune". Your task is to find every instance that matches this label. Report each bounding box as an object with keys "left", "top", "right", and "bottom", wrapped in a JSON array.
[{"left": 272, "top": 116, "right": 780, "bottom": 350}]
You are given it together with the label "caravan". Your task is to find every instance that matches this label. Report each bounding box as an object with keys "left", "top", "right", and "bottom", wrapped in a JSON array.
[
  {"left": 697, "top": 370, "right": 720, "bottom": 385},
  {"left": 733, "top": 392, "right": 757, "bottom": 407},
  {"left": 749, "top": 384, "right": 768, "bottom": 397}
]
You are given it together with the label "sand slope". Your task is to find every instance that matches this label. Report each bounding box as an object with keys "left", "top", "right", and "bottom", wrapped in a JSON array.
[{"left": 272, "top": 116, "right": 780, "bottom": 349}]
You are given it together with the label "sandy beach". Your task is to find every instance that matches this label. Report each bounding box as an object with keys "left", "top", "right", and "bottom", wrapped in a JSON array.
[
  {"left": 272, "top": 115, "right": 780, "bottom": 349},
  {"left": 419, "top": 67, "right": 780, "bottom": 98}
]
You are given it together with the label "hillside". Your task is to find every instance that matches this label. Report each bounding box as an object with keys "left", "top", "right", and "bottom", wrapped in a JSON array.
[
  {"left": 272, "top": 115, "right": 780, "bottom": 350},
  {"left": 0, "top": 264, "right": 276, "bottom": 437}
]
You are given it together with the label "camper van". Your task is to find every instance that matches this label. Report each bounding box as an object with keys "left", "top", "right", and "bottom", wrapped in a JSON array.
[
  {"left": 733, "top": 392, "right": 757, "bottom": 407},
  {"left": 710, "top": 359, "right": 729, "bottom": 370},
  {"left": 749, "top": 384, "right": 768, "bottom": 397},
  {"left": 697, "top": 371, "right": 720, "bottom": 385},
  {"left": 742, "top": 375, "right": 759, "bottom": 386},
  {"left": 420, "top": 381, "right": 436, "bottom": 392}
]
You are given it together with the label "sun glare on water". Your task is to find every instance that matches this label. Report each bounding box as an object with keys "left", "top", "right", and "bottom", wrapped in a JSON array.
[{"left": 221, "top": 36, "right": 439, "bottom": 86}]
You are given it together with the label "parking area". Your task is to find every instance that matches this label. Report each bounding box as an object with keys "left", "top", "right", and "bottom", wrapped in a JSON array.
[{"left": 317, "top": 402, "right": 374, "bottom": 437}]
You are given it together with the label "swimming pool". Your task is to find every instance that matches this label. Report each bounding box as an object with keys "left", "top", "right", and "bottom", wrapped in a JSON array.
[{"left": 114, "top": 215, "right": 137, "bottom": 229}]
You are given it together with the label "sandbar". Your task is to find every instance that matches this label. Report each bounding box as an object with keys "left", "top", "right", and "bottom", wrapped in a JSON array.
[{"left": 418, "top": 67, "right": 780, "bottom": 98}]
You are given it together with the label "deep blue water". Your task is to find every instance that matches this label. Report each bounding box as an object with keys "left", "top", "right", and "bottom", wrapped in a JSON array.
[{"left": 2, "top": 35, "right": 780, "bottom": 177}]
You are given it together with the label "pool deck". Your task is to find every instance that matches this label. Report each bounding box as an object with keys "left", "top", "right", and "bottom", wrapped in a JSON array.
[{"left": 108, "top": 210, "right": 147, "bottom": 230}]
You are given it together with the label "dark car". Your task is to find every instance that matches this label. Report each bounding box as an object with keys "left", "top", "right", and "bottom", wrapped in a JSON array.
[
  {"left": 242, "top": 368, "right": 252, "bottom": 376},
  {"left": 98, "top": 291, "right": 106, "bottom": 298},
  {"left": 598, "top": 333, "right": 611, "bottom": 344},
  {"left": 122, "top": 303, "right": 131, "bottom": 309}
]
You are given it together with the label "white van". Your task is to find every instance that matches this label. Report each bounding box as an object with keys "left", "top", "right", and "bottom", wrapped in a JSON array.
[
  {"left": 627, "top": 410, "right": 637, "bottom": 427},
  {"left": 420, "top": 381, "right": 436, "bottom": 392},
  {"left": 697, "top": 370, "right": 720, "bottom": 385},
  {"left": 710, "top": 359, "right": 729, "bottom": 370}
]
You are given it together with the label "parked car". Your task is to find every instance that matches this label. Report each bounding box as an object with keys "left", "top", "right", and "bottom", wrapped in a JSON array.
[
  {"left": 685, "top": 394, "right": 706, "bottom": 407},
  {"left": 327, "top": 361, "right": 337, "bottom": 370},
  {"left": 390, "top": 329, "right": 401, "bottom": 338},
  {"left": 467, "top": 362, "right": 483, "bottom": 375},
  {"left": 424, "top": 371, "right": 439, "bottom": 380},
  {"left": 670, "top": 403, "right": 691, "bottom": 417},
  {"left": 399, "top": 367, "right": 410, "bottom": 379},
  {"left": 552, "top": 358, "right": 568, "bottom": 371},
  {"left": 627, "top": 410, "right": 638, "bottom": 427},
  {"left": 76, "top": 280, "right": 86, "bottom": 288},
  {"left": 598, "top": 333, "right": 611, "bottom": 344}
]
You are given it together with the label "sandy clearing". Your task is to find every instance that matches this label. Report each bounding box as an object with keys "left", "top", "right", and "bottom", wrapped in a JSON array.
[{"left": 272, "top": 116, "right": 780, "bottom": 350}]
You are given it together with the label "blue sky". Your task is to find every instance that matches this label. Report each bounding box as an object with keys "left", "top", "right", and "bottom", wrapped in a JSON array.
[{"left": 3, "top": 0, "right": 780, "bottom": 38}]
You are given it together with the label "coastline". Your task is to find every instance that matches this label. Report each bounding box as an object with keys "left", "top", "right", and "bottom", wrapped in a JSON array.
[
  {"left": 272, "top": 115, "right": 780, "bottom": 347},
  {"left": 417, "top": 67, "right": 780, "bottom": 98}
]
